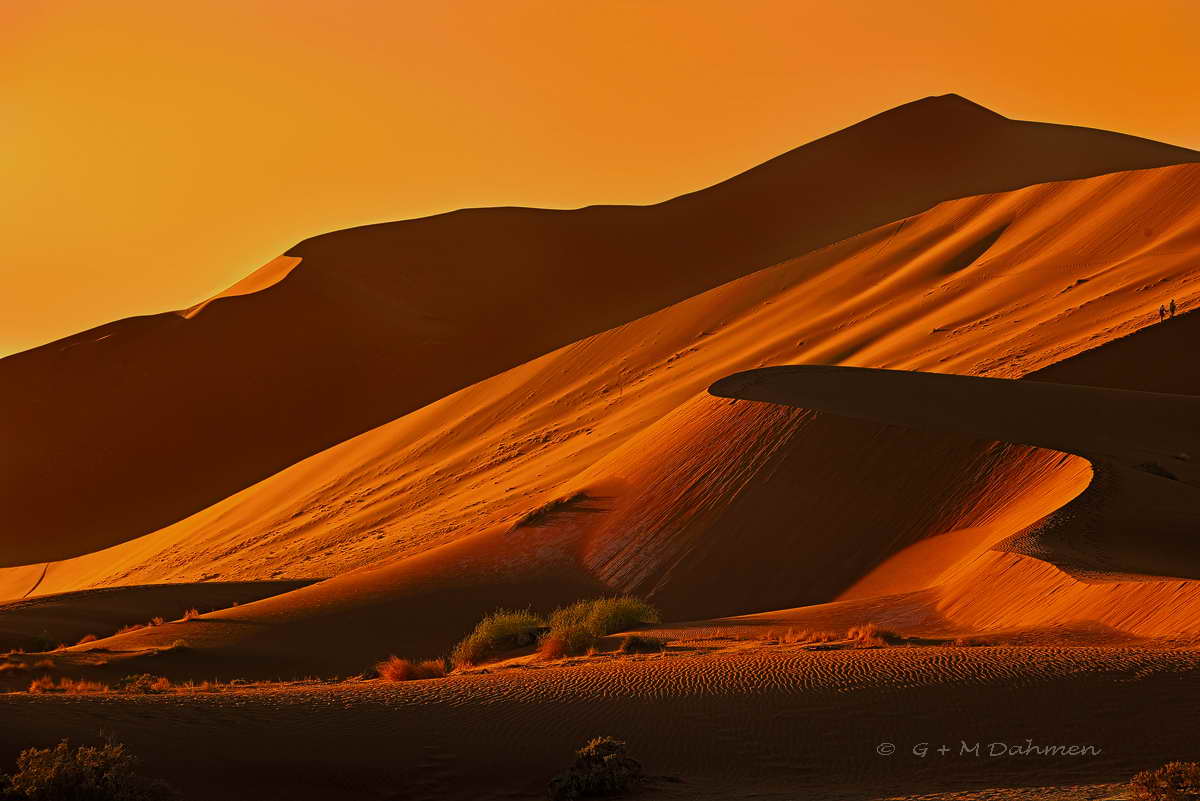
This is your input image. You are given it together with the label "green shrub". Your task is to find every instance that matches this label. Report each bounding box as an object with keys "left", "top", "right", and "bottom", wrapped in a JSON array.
[
  {"left": 1131, "top": 761, "right": 1200, "bottom": 800},
  {"left": 450, "top": 609, "right": 544, "bottom": 667},
  {"left": 0, "top": 738, "right": 178, "bottom": 800},
  {"left": 547, "top": 736, "right": 644, "bottom": 800},
  {"left": 541, "top": 597, "right": 659, "bottom": 659}
]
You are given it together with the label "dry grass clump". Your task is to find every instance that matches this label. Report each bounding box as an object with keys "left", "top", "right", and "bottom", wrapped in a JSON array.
[
  {"left": 539, "top": 597, "right": 660, "bottom": 660},
  {"left": 846, "top": 623, "right": 898, "bottom": 647},
  {"left": 1130, "top": 761, "right": 1200, "bottom": 800},
  {"left": 375, "top": 656, "right": 447, "bottom": 682},
  {"left": 547, "top": 736, "right": 645, "bottom": 800},
  {"left": 75, "top": 634, "right": 98, "bottom": 646},
  {"left": 115, "top": 624, "right": 145, "bottom": 636},
  {"left": 27, "top": 677, "right": 109, "bottom": 694},
  {"left": 539, "top": 626, "right": 598, "bottom": 660},
  {"left": 775, "top": 628, "right": 840, "bottom": 644},
  {"left": 451, "top": 609, "right": 545, "bottom": 667},
  {"left": 0, "top": 737, "right": 179, "bottom": 800},
  {"left": 178, "top": 609, "right": 200, "bottom": 622},
  {"left": 114, "top": 674, "right": 172, "bottom": 694}
]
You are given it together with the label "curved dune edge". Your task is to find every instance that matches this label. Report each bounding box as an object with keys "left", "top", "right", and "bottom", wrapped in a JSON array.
[
  {"left": 176, "top": 255, "right": 303, "bottom": 319},
  {"left": 709, "top": 365, "right": 1200, "bottom": 483},
  {"left": 709, "top": 364, "right": 1200, "bottom": 634}
]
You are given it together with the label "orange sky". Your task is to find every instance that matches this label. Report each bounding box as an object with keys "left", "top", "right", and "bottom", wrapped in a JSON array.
[{"left": 3, "top": 0, "right": 1197, "bottom": 355}]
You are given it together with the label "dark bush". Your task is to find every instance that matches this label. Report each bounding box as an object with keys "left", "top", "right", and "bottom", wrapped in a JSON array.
[
  {"left": 0, "top": 738, "right": 179, "bottom": 800},
  {"left": 1131, "top": 761, "right": 1200, "bottom": 800},
  {"left": 547, "top": 736, "right": 644, "bottom": 800}
]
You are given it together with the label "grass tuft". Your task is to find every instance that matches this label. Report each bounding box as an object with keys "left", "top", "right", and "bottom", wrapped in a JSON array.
[
  {"left": 539, "top": 597, "right": 659, "bottom": 660},
  {"left": 27, "top": 677, "right": 109, "bottom": 694},
  {"left": 375, "top": 656, "right": 447, "bottom": 682},
  {"left": 451, "top": 609, "right": 544, "bottom": 667}
]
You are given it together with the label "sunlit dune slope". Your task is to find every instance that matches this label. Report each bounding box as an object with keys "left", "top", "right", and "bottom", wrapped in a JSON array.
[
  {"left": 8, "top": 161, "right": 1199, "bottom": 676},
  {"left": 2, "top": 95, "right": 1197, "bottom": 565},
  {"left": 14, "top": 163, "right": 1200, "bottom": 600}
]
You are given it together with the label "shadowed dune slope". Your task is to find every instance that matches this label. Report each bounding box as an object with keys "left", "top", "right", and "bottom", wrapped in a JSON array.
[
  {"left": 3, "top": 95, "right": 1198, "bottom": 565},
  {"left": 709, "top": 365, "right": 1200, "bottom": 486},
  {"left": 0, "top": 580, "right": 316, "bottom": 652},
  {"left": 711, "top": 358, "right": 1200, "bottom": 633},
  {"left": 9, "top": 162, "right": 1200, "bottom": 676}
]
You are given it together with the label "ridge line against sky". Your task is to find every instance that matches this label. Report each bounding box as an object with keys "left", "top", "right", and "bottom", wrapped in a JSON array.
[{"left": 3, "top": 0, "right": 1198, "bottom": 355}]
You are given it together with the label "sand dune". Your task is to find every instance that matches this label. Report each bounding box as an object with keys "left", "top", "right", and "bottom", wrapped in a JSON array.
[
  {"left": 2, "top": 95, "right": 1197, "bottom": 565},
  {"left": 0, "top": 162, "right": 1194, "bottom": 682},
  {"left": 10, "top": 162, "right": 1199, "bottom": 603},
  {"left": 709, "top": 365, "right": 1200, "bottom": 486},
  {"left": 3, "top": 99, "right": 1200, "bottom": 801},
  {"left": 0, "top": 580, "right": 316, "bottom": 652}
]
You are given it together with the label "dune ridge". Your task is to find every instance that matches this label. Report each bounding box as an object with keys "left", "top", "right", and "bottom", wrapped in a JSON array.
[
  {"left": 2, "top": 95, "right": 1197, "bottom": 565},
  {"left": 0, "top": 162, "right": 1196, "bottom": 680}
]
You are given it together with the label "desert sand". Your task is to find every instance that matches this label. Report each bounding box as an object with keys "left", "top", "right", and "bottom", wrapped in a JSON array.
[{"left": 1, "top": 96, "right": 1199, "bottom": 800}]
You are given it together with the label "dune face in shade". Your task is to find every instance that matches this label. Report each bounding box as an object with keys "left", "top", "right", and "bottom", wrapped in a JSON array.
[
  {"left": 0, "top": 96, "right": 1197, "bottom": 567},
  {"left": 710, "top": 365, "right": 1200, "bottom": 581}
]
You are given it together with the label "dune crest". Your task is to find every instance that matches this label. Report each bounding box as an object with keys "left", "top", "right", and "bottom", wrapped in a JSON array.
[{"left": 2, "top": 97, "right": 1197, "bottom": 565}]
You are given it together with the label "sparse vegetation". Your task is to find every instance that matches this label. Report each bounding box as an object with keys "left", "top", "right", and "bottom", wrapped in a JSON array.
[
  {"left": 75, "top": 634, "right": 98, "bottom": 646},
  {"left": 539, "top": 597, "right": 660, "bottom": 660},
  {"left": 375, "top": 656, "right": 446, "bottom": 682},
  {"left": 27, "top": 677, "right": 109, "bottom": 694},
  {"left": 1131, "top": 761, "right": 1200, "bottom": 800},
  {"left": 450, "top": 608, "right": 545, "bottom": 667},
  {"left": 114, "top": 674, "right": 172, "bottom": 694},
  {"left": 846, "top": 623, "right": 898, "bottom": 647},
  {"left": 0, "top": 738, "right": 179, "bottom": 800},
  {"left": 178, "top": 609, "right": 200, "bottom": 622},
  {"left": 547, "top": 736, "right": 645, "bottom": 800}
]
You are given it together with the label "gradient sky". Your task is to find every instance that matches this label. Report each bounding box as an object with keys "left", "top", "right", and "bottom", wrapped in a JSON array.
[{"left": 4, "top": 0, "right": 1198, "bottom": 355}]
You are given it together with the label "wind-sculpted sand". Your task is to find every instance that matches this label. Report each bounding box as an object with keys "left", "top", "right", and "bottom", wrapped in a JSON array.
[{"left": 2, "top": 645, "right": 1198, "bottom": 800}]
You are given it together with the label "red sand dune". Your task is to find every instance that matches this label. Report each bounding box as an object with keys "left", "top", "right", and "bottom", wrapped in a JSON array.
[
  {"left": 2, "top": 98, "right": 1200, "bottom": 801},
  {"left": 2, "top": 163, "right": 1196, "bottom": 683},
  {"left": 1, "top": 94, "right": 1197, "bottom": 565}
]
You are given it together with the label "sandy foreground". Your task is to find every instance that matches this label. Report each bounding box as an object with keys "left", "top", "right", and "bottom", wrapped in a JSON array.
[{"left": 3, "top": 642, "right": 1196, "bottom": 800}]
